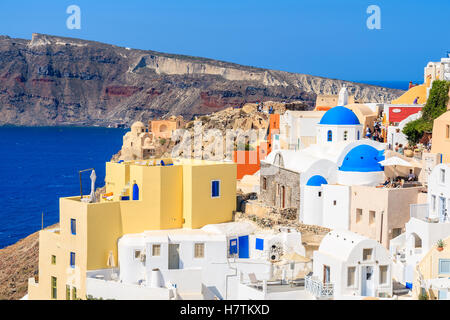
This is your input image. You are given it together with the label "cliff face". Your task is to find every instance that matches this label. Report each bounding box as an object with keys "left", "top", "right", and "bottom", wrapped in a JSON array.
[{"left": 0, "top": 33, "right": 404, "bottom": 127}]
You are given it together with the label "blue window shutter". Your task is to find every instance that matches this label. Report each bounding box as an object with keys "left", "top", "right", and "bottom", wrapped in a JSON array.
[
  {"left": 70, "top": 252, "right": 75, "bottom": 268},
  {"left": 212, "top": 181, "right": 220, "bottom": 197},
  {"left": 71, "top": 219, "right": 76, "bottom": 235},
  {"left": 327, "top": 130, "right": 332, "bottom": 142},
  {"left": 255, "top": 238, "right": 264, "bottom": 250}
]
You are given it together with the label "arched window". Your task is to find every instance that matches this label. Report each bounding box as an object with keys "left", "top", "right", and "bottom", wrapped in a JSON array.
[
  {"left": 357, "top": 131, "right": 360, "bottom": 140},
  {"left": 327, "top": 130, "right": 333, "bottom": 142},
  {"left": 344, "top": 131, "right": 348, "bottom": 141}
]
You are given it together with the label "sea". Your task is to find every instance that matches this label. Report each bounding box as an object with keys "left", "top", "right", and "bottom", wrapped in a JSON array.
[
  {"left": 0, "top": 126, "right": 127, "bottom": 249},
  {"left": 0, "top": 80, "right": 413, "bottom": 249}
]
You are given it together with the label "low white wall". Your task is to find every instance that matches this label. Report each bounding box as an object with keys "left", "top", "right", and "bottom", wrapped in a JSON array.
[{"left": 86, "top": 278, "right": 171, "bottom": 300}]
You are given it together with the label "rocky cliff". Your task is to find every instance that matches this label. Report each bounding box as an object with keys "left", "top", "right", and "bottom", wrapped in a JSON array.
[{"left": 0, "top": 33, "right": 404, "bottom": 127}]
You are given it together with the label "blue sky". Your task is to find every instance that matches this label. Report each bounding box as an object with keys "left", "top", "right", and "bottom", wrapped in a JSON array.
[{"left": 0, "top": 0, "right": 449, "bottom": 82}]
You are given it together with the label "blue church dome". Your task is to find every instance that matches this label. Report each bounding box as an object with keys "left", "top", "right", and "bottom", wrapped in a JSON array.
[
  {"left": 319, "top": 106, "right": 361, "bottom": 125},
  {"left": 306, "top": 175, "right": 328, "bottom": 186},
  {"left": 339, "top": 145, "right": 385, "bottom": 172}
]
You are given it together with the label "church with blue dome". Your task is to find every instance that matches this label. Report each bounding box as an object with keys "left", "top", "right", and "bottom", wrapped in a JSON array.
[
  {"left": 316, "top": 106, "right": 364, "bottom": 144},
  {"left": 261, "top": 105, "right": 387, "bottom": 230}
]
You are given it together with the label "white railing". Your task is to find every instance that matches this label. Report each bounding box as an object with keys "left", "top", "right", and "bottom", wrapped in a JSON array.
[
  {"left": 305, "top": 276, "right": 334, "bottom": 298},
  {"left": 410, "top": 203, "right": 429, "bottom": 221}
]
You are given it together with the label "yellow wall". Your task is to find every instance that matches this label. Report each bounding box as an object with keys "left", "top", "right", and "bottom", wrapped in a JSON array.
[
  {"left": 413, "top": 236, "right": 450, "bottom": 299},
  {"left": 183, "top": 163, "right": 237, "bottom": 229},
  {"left": 29, "top": 159, "right": 236, "bottom": 300}
]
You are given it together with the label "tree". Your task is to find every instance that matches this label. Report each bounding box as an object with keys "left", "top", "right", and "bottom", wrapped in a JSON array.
[{"left": 402, "top": 80, "right": 450, "bottom": 145}]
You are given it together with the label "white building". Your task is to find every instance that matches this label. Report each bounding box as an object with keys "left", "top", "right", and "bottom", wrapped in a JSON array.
[
  {"left": 386, "top": 111, "right": 422, "bottom": 149},
  {"left": 308, "top": 229, "right": 393, "bottom": 299},
  {"left": 275, "top": 110, "right": 325, "bottom": 151},
  {"left": 85, "top": 222, "right": 308, "bottom": 300},
  {"left": 390, "top": 164, "right": 450, "bottom": 286},
  {"left": 262, "top": 106, "right": 386, "bottom": 229}
]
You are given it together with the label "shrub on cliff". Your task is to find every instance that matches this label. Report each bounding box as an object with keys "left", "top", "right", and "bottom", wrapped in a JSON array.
[{"left": 403, "top": 80, "right": 450, "bottom": 145}]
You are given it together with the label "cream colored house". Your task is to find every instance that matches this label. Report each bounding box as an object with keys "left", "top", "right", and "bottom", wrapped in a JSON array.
[
  {"left": 413, "top": 235, "right": 450, "bottom": 300},
  {"left": 350, "top": 185, "right": 425, "bottom": 249},
  {"left": 120, "top": 121, "right": 155, "bottom": 161}
]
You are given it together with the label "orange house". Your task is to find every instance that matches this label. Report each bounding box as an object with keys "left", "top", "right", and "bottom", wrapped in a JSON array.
[{"left": 233, "top": 114, "right": 280, "bottom": 180}]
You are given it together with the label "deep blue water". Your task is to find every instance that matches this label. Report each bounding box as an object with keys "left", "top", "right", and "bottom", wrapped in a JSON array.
[
  {"left": 355, "top": 80, "right": 418, "bottom": 91},
  {"left": 0, "top": 126, "right": 127, "bottom": 249}
]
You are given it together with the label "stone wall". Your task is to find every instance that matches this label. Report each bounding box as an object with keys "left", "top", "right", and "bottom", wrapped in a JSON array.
[{"left": 259, "top": 162, "right": 300, "bottom": 211}]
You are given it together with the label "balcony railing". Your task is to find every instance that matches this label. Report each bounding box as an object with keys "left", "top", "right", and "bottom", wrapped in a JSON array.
[
  {"left": 305, "top": 276, "right": 334, "bottom": 298},
  {"left": 410, "top": 203, "right": 429, "bottom": 221}
]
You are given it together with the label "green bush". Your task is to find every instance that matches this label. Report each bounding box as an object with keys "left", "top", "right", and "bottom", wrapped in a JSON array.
[{"left": 402, "top": 80, "right": 450, "bottom": 145}]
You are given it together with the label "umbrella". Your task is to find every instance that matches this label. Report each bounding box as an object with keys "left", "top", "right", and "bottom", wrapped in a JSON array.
[
  {"left": 379, "top": 156, "right": 412, "bottom": 167},
  {"left": 106, "top": 250, "right": 116, "bottom": 268},
  {"left": 280, "top": 252, "right": 311, "bottom": 263},
  {"left": 379, "top": 156, "right": 413, "bottom": 180},
  {"left": 89, "top": 170, "right": 97, "bottom": 203}
]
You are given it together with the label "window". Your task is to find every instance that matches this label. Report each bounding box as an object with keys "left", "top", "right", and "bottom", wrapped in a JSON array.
[
  {"left": 363, "top": 248, "right": 373, "bottom": 261},
  {"left": 440, "top": 169, "right": 446, "bottom": 184},
  {"left": 369, "top": 211, "right": 376, "bottom": 225},
  {"left": 70, "top": 252, "right": 75, "bottom": 268},
  {"left": 392, "top": 228, "right": 402, "bottom": 238},
  {"left": 70, "top": 219, "right": 76, "bottom": 235},
  {"left": 356, "top": 208, "right": 363, "bottom": 223},
  {"left": 263, "top": 177, "right": 267, "bottom": 190},
  {"left": 211, "top": 180, "right": 220, "bottom": 198},
  {"left": 134, "top": 249, "right": 141, "bottom": 259},
  {"left": 51, "top": 276, "right": 57, "bottom": 299},
  {"left": 51, "top": 255, "right": 56, "bottom": 265},
  {"left": 318, "top": 191, "right": 322, "bottom": 197},
  {"left": 357, "top": 131, "right": 360, "bottom": 140},
  {"left": 347, "top": 267, "right": 356, "bottom": 287},
  {"left": 446, "top": 124, "right": 450, "bottom": 139},
  {"left": 379, "top": 265, "right": 388, "bottom": 284},
  {"left": 432, "top": 195, "right": 437, "bottom": 211},
  {"left": 72, "top": 287, "right": 77, "bottom": 300},
  {"left": 194, "top": 243, "right": 205, "bottom": 258},
  {"left": 152, "top": 245, "right": 161, "bottom": 257},
  {"left": 439, "top": 259, "right": 450, "bottom": 275},
  {"left": 66, "top": 285, "right": 70, "bottom": 300},
  {"left": 333, "top": 200, "right": 337, "bottom": 206},
  {"left": 255, "top": 238, "right": 264, "bottom": 250},
  {"left": 327, "top": 130, "right": 333, "bottom": 142},
  {"left": 343, "top": 131, "right": 348, "bottom": 141}
]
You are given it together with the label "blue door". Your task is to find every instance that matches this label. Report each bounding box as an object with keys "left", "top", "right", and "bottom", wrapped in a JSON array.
[
  {"left": 229, "top": 238, "right": 238, "bottom": 255},
  {"left": 132, "top": 183, "right": 139, "bottom": 201},
  {"left": 238, "top": 235, "right": 249, "bottom": 259}
]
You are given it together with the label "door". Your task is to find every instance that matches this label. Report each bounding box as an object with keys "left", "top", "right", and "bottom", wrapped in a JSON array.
[
  {"left": 439, "top": 197, "right": 446, "bottom": 223},
  {"left": 361, "top": 266, "right": 374, "bottom": 296},
  {"left": 323, "top": 265, "right": 330, "bottom": 283},
  {"left": 281, "top": 186, "right": 285, "bottom": 208},
  {"left": 238, "top": 236, "right": 249, "bottom": 259},
  {"left": 168, "top": 244, "right": 180, "bottom": 269}
]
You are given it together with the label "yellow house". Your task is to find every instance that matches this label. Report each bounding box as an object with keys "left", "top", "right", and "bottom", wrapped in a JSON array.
[
  {"left": 28, "top": 158, "right": 236, "bottom": 300},
  {"left": 431, "top": 111, "right": 450, "bottom": 164},
  {"left": 413, "top": 236, "right": 450, "bottom": 300}
]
